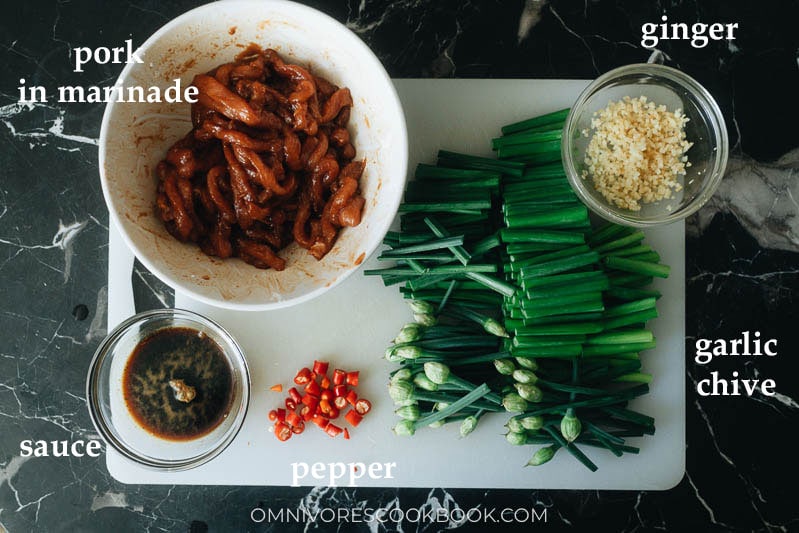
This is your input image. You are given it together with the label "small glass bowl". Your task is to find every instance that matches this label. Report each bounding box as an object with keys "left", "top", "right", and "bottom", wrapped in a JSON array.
[
  {"left": 86, "top": 309, "right": 250, "bottom": 471},
  {"left": 562, "top": 63, "right": 728, "bottom": 226}
]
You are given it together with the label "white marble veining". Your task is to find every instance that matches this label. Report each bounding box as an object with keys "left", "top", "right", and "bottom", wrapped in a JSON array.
[{"left": 690, "top": 149, "right": 799, "bottom": 252}]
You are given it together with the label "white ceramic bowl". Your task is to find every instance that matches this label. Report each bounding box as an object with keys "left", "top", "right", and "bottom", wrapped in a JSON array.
[{"left": 99, "top": 0, "right": 408, "bottom": 310}]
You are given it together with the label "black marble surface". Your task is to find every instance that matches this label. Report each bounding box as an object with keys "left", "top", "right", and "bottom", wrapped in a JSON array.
[{"left": 1, "top": 1, "right": 798, "bottom": 531}]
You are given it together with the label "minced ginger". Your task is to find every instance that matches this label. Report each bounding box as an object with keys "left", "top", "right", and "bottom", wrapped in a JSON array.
[{"left": 582, "top": 95, "right": 692, "bottom": 211}]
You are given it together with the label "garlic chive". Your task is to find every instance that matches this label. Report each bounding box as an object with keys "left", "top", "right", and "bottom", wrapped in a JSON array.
[
  {"left": 394, "top": 323, "right": 423, "bottom": 344},
  {"left": 414, "top": 313, "right": 438, "bottom": 326},
  {"left": 512, "top": 369, "right": 538, "bottom": 384},
  {"left": 521, "top": 415, "right": 545, "bottom": 430},
  {"left": 515, "top": 357, "right": 538, "bottom": 370},
  {"left": 408, "top": 299, "right": 436, "bottom": 315},
  {"left": 390, "top": 368, "right": 412, "bottom": 383},
  {"left": 506, "top": 431, "right": 527, "bottom": 446},
  {"left": 494, "top": 358, "right": 516, "bottom": 375},
  {"left": 385, "top": 348, "right": 405, "bottom": 363},
  {"left": 423, "top": 366, "right": 503, "bottom": 406},
  {"left": 514, "top": 382, "right": 544, "bottom": 402},
  {"left": 449, "top": 304, "right": 508, "bottom": 337},
  {"left": 395, "top": 345, "right": 423, "bottom": 360},
  {"left": 527, "top": 445, "right": 559, "bottom": 466},
  {"left": 423, "top": 361, "right": 451, "bottom": 385},
  {"left": 395, "top": 405, "right": 421, "bottom": 421},
  {"left": 393, "top": 419, "right": 416, "bottom": 436},
  {"left": 502, "top": 392, "right": 529, "bottom": 412},
  {"left": 429, "top": 419, "right": 446, "bottom": 428},
  {"left": 506, "top": 417, "right": 525, "bottom": 433},
  {"left": 388, "top": 380, "right": 414, "bottom": 403},
  {"left": 560, "top": 408, "right": 582, "bottom": 442},
  {"left": 413, "top": 373, "right": 439, "bottom": 392},
  {"left": 460, "top": 415, "right": 479, "bottom": 437},
  {"left": 414, "top": 383, "right": 493, "bottom": 429},
  {"left": 484, "top": 317, "right": 510, "bottom": 338}
]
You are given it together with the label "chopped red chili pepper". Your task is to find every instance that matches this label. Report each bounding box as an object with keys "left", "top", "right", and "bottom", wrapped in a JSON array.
[
  {"left": 299, "top": 404, "right": 314, "bottom": 421},
  {"left": 325, "top": 423, "right": 343, "bottom": 438},
  {"left": 319, "top": 399, "right": 333, "bottom": 416},
  {"left": 354, "top": 398, "right": 372, "bottom": 415},
  {"left": 275, "top": 421, "right": 292, "bottom": 441},
  {"left": 345, "top": 390, "right": 358, "bottom": 406},
  {"left": 288, "top": 387, "right": 302, "bottom": 403},
  {"left": 313, "top": 360, "right": 329, "bottom": 375},
  {"left": 312, "top": 414, "right": 329, "bottom": 429},
  {"left": 294, "top": 367, "right": 312, "bottom": 385},
  {"left": 286, "top": 411, "right": 302, "bottom": 428},
  {"left": 301, "top": 394, "right": 319, "bottom": 411},
  {"left": 332, "top": 369, "right": 346, "bottom": 386},
  {"left": 304, "top": 380, "right": 322, "bottom": 398},
  {"left": 272, "top": 361, "right": 365, "bottom": 441},
  {"left": 345, "top": 409, "right": 363, "bottom": 427},
  {"left": 333, "top": 396, "right": 348, "bottom": 410}
]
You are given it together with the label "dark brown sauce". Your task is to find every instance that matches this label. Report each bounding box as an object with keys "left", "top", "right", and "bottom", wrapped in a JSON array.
[{"left": 122, "top": 327, "right": 233, "bottom": 441}]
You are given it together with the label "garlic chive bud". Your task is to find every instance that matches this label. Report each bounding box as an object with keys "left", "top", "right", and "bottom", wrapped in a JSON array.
[
  {"left": 388, "top": 380, "right": 414, "bottom": 403},
  {"left": 408, "top": 300, "right": 435, "bottom": 315},
  {"left": 460, "top": 415, "right": 479, "bottom": 437},
  {"left": 390, "top": 368, "right": 412, "bottom": 384},
  {"left": 414, "top": 313, "right": 437, "bottom": 327},
  {"left": 384, "top": 346, "right": 404, "bottom": 363},
  {"left": 413, "top": 373, "right": 439, "bottom": 392},
  {"left": 423, "top": 361, "right": 451, "bottom": 385},
  {"left": 434, "top": 402, "right": 449, "bottom": 411},
  {"left": 393, "top": 419, "right": 416, "bottom": 436},
  {"left": 484, "top": 318, "right": 509, "bottom": 338},
  {"left": 514, "top": 383, "right": 543, "bottom": 403},
  {"left": 526, "top": 445, "right": 557, "bottom": 466},
  {"left": 493, "top": 358, "right": 516, "bottom": 375},
  {"left": 429, "top": 419, "right": 445, "bottom": 428},
  {"left": 515, "top": 357, "right": 538, "bottom": 371},
  {"left": 502, "top": 392, "right": 529, "bottom": 413},
  {"left": 394, "top": 323, "right": 423, "bottom": 344},
  {"left": 560, "top": 408, "right": 581, "bottom": 443},
  {"left": 512, "top": 369, "right": 538, "bottom": 384},
  {"left": 395, "top": 405, "right": 421, "bottom": 421},
  {"left": 520, "top": 415, "right": 545, "bottom": 430},
  {"left": 394, "top": 399, "right": 418, "bottom": 407},
  {"left": 506, "top": 417, "right": 524, "bottom": 433},
  {"left": 505, "top": 431, "right": 527, "bottom": 446},
  {"left": 395, "top": 345, "right": 423, "bottom": 360}
]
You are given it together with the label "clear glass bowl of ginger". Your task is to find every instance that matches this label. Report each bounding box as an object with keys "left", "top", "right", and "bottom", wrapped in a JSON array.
[{"left": 562, "top": 63, "right": 729, "bottom": 227}]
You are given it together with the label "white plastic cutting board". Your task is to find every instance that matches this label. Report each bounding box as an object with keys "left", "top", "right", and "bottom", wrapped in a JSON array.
[{"left": 106, "top": 79, "right": 685, "bottom": 489}]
